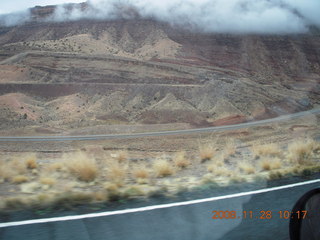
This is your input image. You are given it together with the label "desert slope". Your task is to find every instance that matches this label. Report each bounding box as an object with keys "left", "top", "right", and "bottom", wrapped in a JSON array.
[{"left": 0, "top": 9, "right": 319, "bottom": 134}]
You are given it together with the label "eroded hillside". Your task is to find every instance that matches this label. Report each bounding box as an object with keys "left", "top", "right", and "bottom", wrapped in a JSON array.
[{"left": 0, "top": 12, "right": 319, "bottom": 135}]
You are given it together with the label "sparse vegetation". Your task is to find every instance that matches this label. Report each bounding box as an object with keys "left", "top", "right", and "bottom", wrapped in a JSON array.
[
  {"left": 116, "top": 151, "right": 128, "bottom": 163},
  {"left": 107, "top": 162, "right": 127, "bottom": 184},
  {"left": 36, "top": 193, "right": 55, "bottom": 207},
  {"left": 93, "top": 191, "right": 107, "bottom": 202},
  {"left": 4, "top": 197, "right": 27, "bottom": 210},
  {"left": 287, "top": 139, "right": 317, "bottom": 165},
  {"left": 208, "top": 165, "right": 233, "bottom": 177},
  {"left": 223, "top": 139, "right": 237, "bottom": 157},
  {"left": 12, "top": 175, "right": 29, "bottom": 184},
  {"left": 252, "top": 143, "right": 282, "bottom": 158},
  {"left": 0, "top": 136, "right": 319, "bottom": 212},
  {"left": 52, "top": 192, "right": 94, "bottom": 209},
  {"left": 0, "top": 162, "right": 19, "bottom": 182},
  {"left": 132, "top": 165, "right": 149, "bottom": 180},
  {"left": 104, "top": 183, "right": 123, "bottom": 201},
  {"left": 268, "top": 171, "right": 283, "bottom": 180},
  {"left": 40, "top": 177, "right": 56, "bottom": 186},
  {"left": 25, "top": 155, "right": 37, "bottom": 169},
  {"left": 11, "top": 159, "right": 27, "bottom": 174},
  {"left": 153, "top": 158, "right": 174, "bottom": 177},
  {"left": 298, "top": 165, "right": 320, "bottom": 176},
  {"left": 229, "top": 175, "right": 247, "bottom": 184},
  {"left": 238, "top": 162, "right": 255, "bottom": 175},
  {"left": 207, "top": 156, "right": 223, "bottom": 171},
  {"left": 173, "top": 151, "right": 190, "bottom": 168},
  {"left": 65, "top": 152, "right": 98, "bottom": 182},
  {"left": 47, "top": 162, "right": 64, "bottom": 172},
  {"left": 260, "top": 157, "right": 282, "bottom": 171},
  {"left": 123, "top": 185, "right": 145, "bottom": 198},
  {"left": 199, "top": 145, "right": 215, "bottom": 162}
]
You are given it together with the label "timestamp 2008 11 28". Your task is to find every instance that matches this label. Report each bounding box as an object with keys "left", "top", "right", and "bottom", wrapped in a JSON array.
[{"left": 211, "top": 210, "right": 308, "bottom": 220}]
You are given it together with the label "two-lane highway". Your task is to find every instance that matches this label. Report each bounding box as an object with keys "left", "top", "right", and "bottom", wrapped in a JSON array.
[{"left": 0, "top": 108, "right": 319, "bottom": 142}]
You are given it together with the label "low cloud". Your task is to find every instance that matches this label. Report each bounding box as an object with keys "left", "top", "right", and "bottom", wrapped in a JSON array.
[
  {"left": 51, "top": 0, "right": 320, "bottom": 33},
  {"left": 1, "top": 0, "right": 320, "bottom": 34},
  {"left": 0, "top": 10, "right": 30, "bottom": 27}
]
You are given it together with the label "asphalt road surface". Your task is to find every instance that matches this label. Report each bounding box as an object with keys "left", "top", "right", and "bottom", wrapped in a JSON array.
[
  {"left": 1, "top": 178, "right": 320, "bottom": 240},
  {"left": 0, "top": 108, "right": 319, "bottom": 142}
]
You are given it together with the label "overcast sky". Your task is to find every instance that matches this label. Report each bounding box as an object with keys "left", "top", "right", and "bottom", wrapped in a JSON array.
[
  {"left": 0, "top": 0, "right": 83, "bottom": 14},
  {"left": 1, "top": 0, "right": 319, "bottom": 33}
]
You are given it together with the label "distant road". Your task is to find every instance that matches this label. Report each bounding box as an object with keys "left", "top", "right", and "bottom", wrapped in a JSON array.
[{"left": 0, "top": 108, "right": 319, "bottom": 142}]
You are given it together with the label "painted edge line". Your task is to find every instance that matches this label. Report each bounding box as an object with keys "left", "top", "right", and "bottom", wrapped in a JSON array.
[{"left": 0, "top": 179, "right": 320, "bottom": 228}]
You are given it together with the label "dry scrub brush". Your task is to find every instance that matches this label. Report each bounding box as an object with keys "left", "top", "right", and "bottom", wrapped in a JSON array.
[
  {"left": 208, "top": 165, "right": 234, "bottom": 177},
  {"left": 25, "top": 154, "right": 38, "bottom": 169},
  {"left": 13, "top": 159, "right": 28, "bottom": 174},
  {"left": 206, "top": 154, "right": 224, "bottom": 172},
  {"left": 260, "top": 157, "right": 282, "bottom": 171},
  {"left": 51, "top": 191, "right": 94, "bottom": 209},
  {"left": 251, "top": 143, "right": 282, "bottom": 158},
  {"left": 207, "top": 153, "right": 235, "bottom": 177},
  {"left": 153, "top": 158, "right": 174, "bottom": 177},
  {"left": 64, "top": 152, "right": 98, "bottom": 182},
  {"left": 93, "top": 191, "right": 108, "bottom": 202},
  {"left": 11, "top": 175, "right": 29, "bottom": 184},
  {"left": 0, "top": 162, "right": 14, "bottom": 182},
  {"left": 199, "top": 144, "right": 216, "bottom": 162},
  {"left": 0, "top": 158, "right": 28, "bottom": 183},
  {"left": 46, "top": 161, "right": 64, "bottom": 173},
  {"left": 0, "top": 154, "right": 37, "bottom": 184},
  {"left": 131, "top": 164, "right": 149, "bottom": 180},
  {"left": 40, "top": 177, "right": 56, "bottom": 186},
  {"left": 106, "top": 161, "right": 127, "bottom": 184},
  {"left": 238, "top": 162, "right": 256, "bottom": 175},
  {"left": 115, "top": 151, "right": 128, "bottom": 163},
  {"left": 287, "top": 139, "right": 319, "bottom": 165},
  {"left": 173, "top": 151, "right": 190, "bottom": 168},
  {"left": 3, "top": 197, "right": 28, "bottom": 210},
  {"left": 223, "top": 139, "right": 237, "bottom": 158}
]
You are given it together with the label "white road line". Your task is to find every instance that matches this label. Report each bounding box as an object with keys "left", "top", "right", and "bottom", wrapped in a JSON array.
[{"left": 0, "top": 179, "right": 319, "bottom": 228}]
